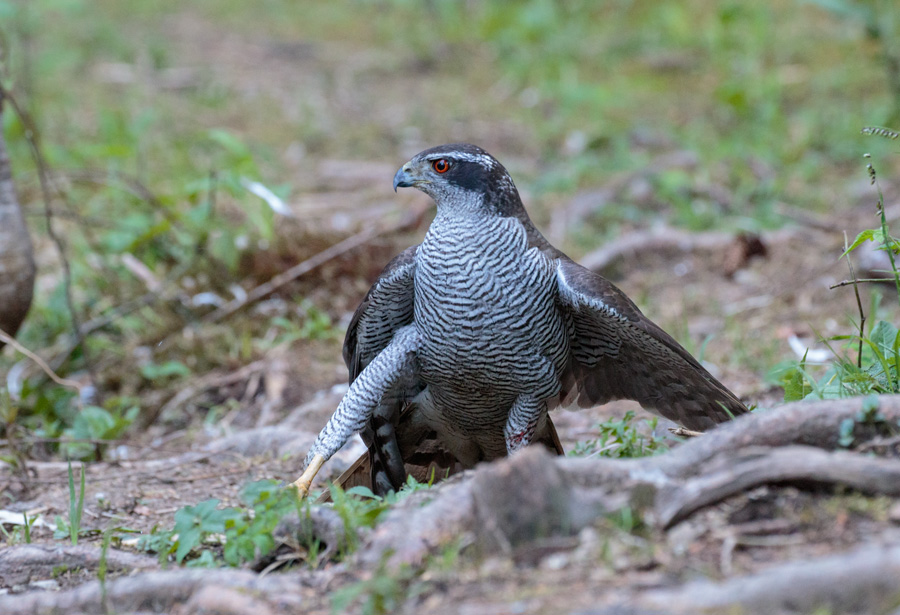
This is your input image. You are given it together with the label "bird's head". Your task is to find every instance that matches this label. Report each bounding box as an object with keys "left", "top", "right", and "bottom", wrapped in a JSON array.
[{"left": 393, "top": 143, "right": 522, "bottom": 216}]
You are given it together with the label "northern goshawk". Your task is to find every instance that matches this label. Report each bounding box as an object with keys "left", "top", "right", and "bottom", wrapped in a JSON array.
[{"left": 293, "top": 143, "right": 748, "bottom": 496}]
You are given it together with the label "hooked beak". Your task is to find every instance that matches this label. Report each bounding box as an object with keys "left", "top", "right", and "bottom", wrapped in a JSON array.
[{"left": 393, "top": 166, "right": 415, "bottom": 192}]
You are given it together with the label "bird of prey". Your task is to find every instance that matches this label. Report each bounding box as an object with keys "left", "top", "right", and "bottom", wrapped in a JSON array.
[{"left": 292, "top": 143, "right": 748, "bottom": 497}]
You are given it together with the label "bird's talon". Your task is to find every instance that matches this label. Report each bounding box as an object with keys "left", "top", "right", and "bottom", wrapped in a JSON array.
[
  {"left": 291, "top": 453, "right": 326, "bottom": 500},
  {"left": 291, "top": 478, "right": 312, "bottom": 499}
]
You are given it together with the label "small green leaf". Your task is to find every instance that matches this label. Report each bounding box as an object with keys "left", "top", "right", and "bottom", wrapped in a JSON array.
[
  {"left": 783, "top": 366, "right": 813, "bottom": 402},
  {"left": 208, "top": 229, "right": 241, "bottom": 271},
  {"left": 869, "top": 321, "right": 899, "bottom": 355},
  {"left": 172, "top": 499, "right": 225, "bottom": 563},
  {"left": 840, "top": 229, "right": 875, "bottom": 258},
  {"left": 239, "top": 479, "right": 279, "bottom": 506},
  {"left": 185, "top": 550, "right": 218, "bottom": 568},
  {"left": 140, "top": 361, "right": 191, "bottom": 381},
  {"left": 345, "top": 486, "right": 379, "bottom": 500},
  {"left": 53, "top": 515, "right": 71, "bottom": 540},
  {"left": 861, "top": 394, "right": 881, "bottom": 416},
  {"left": 838, "top": 417, "right": 855, "bottom": 447},
  {"left": 207, "top": 129, "right": 252, "bottom": 159}
]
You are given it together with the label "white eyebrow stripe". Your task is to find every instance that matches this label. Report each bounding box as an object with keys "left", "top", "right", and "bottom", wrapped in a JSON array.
[{"left": 424, "top": 151, "right": 497, "bottom": 168}]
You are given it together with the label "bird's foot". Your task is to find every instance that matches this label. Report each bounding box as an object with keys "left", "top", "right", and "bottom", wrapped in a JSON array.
[
  {"left": 505, "top": 429, "right": 532, "bottom": 454},
  {"left": 291, "top": 453, "right": 325, "bottom": 499},
  {"left": 505, "top": 396, "right": 543, "bottom": 455}
]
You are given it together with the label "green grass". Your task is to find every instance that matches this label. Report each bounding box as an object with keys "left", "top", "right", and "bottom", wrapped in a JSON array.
[
  {"left": 5, "top": 1, "right": 899, "bottom": 199},
  {"left": 138, "top": 476, "right": 432, "bottom": 568},
  {"left": 331, "top": 556, "right": 419, "bottom": 615},
  {"left": 775, "top": 133, "right": 900, "bottom": 404},
  {"left": 53, "top": 460, "right": 86, "bottom": 545},
  {"left": 0, "top": 511, "right": 32, "bottom": 545},
  {"left": 570, "top": 411, "right": 666, "bottom": 459},
  {"left": 138, "top": 479, "right": 303, "bottom": 566}
]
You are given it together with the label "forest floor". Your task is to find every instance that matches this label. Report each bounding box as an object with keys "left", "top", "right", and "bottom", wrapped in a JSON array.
[
  {"left": 3, "top": 195, "right": 900, "bottom": 614},
  {"left": 2, "top": 4, "right": 900, "bottom": 614}
]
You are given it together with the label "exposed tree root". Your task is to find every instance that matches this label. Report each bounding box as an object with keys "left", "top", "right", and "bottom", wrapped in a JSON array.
[
  {"left": 632, "top": 542, "right": 900, "bottom": 614},
  {"left": 656, "top": 444, "right": 900, "bottom": 527},
  {"left": 4, "top": 396, "right": 900, "bottom": 614},
  {"left": 0, "top": 544, "right": 158, "bottom": 588},
  {"left": 204, "top": 426, "right": 315, "bottom": 458},
  {"left": 359, "top": 396, "right": 900, "bottom": 566},
  {"left": 579, "top": 226, "right": 739, "bottom": 273},
  {"left": 0, "top": 568, "right": 305, "bottom": 615},
  {"left": 11, "top": 427, "right": 318, "bottom": 485},
  {"left": 577, "top": 224, "right": 809, "bottom": 276}
]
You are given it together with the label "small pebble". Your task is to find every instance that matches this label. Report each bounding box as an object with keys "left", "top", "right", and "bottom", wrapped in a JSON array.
[
  {"left": 29, "top": 579, "right": 60, "bottom": 592},
  {"left": 889, "top": 502, "right": 900, "bottom": 524},
  {"left": 541, "top": 552, "right": 569, "bottom": 570}
]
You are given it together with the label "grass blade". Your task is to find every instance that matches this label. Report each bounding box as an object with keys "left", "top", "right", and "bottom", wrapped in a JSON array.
[{"left": 67, "top": 460, "right": 85, "bottom": 545}]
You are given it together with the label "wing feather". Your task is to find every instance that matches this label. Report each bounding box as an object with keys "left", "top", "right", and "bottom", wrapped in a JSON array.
[
  {"left": 553, "top": 258, "right": 748, "bottom": 430},
  {"left": 339, "top": 246, "right": 421, "bottom": 494},
  {"left": 343, "top": 245, "right": 419, "bottom": 381}
]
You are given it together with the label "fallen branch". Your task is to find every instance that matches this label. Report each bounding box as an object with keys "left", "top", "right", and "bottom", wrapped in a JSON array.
[
  {"left": 578, "top": 226, "right": 799, "bottom": 274},
  {"left": 0, "top": 327, "right": 84, "bottom": 396},
  {"left": 829, "top": 277, "right": 899, "bottom": 289},
  {"left": 579, "top": 226, "right": 735, "bottom": 272},
  {"left": 205, "top": 203, "right": 428, "bottom": 323},
  {"left": 31, "top": 259, "right": 199, "bottom": 374},
  {"left": 205, "top": 227, "right": 378, "bottom": 324},
  {"left": 143, "top": 359, "right": 268, "bottom": 427}
]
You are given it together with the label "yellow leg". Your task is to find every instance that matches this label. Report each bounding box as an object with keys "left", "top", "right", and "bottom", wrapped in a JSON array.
[{"left": 291, "top": 454, "right": 325, "bottom": 499}]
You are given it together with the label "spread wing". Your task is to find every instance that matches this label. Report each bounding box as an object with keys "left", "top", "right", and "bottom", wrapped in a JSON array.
[
  {"left": 553, "top": 257, "right": 748, "bottom": 431},
  {"left": 344, "top": 246, "right": 419, "bottom": 381},
  {"left": 335, "top": 246, "right": 423, "bottom": 494}
]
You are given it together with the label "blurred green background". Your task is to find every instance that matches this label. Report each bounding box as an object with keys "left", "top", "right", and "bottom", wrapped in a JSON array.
[{"left": 5, "top": 0, "right": 899, "bottom": 218}]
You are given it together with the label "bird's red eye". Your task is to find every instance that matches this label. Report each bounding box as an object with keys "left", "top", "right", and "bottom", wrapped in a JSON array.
[{"left": 432, "top": 159, "right": 450, "bottom": 173}]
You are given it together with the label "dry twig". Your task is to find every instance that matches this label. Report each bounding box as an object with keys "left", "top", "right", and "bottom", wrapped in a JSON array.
[
  {"left": 0, "top": 327, "right": 83, "bottom": 396},
  {"left": 204, "top": 204, "right": 429, "bottom": 323}
]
